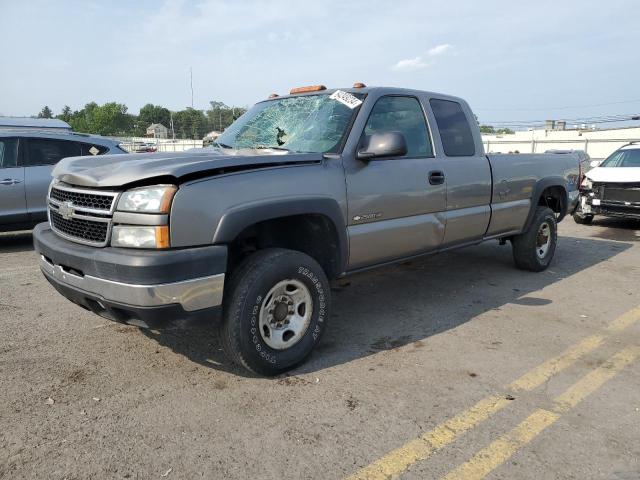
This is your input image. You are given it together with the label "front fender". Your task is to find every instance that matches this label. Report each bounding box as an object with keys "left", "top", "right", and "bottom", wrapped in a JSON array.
[{"left": 213, "top": 197, "right": 349, "bottom": 272}]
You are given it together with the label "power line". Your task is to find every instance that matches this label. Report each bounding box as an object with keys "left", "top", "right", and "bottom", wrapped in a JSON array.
[{"left": 474, "top": 98, "right": 640, "bottom": 112}]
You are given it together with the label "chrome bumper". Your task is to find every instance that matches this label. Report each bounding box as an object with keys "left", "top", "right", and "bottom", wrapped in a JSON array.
[{"left": 39, "top": 254, "right": 224, "bottom": 311}]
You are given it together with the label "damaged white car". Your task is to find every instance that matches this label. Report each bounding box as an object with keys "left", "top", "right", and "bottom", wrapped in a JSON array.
[{"left": 574, "top": 143, "right": 640, "bottom": 224}]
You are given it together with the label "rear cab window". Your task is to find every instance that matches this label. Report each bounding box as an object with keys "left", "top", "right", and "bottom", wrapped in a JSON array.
[
  {"left": 429, "top": 99, "right": 475, "bottom": 157},
  {"left": 363, "top": 96, "right": 433, "bottom": 158},
  {"left": 0, "top": 138, "right": 19, "bottom": 168}
]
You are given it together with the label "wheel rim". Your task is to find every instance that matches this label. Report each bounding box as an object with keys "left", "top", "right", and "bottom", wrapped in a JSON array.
[
  {"left": 258, "top": 279, "right": 313, "bottom": 350},
  {"left": 536, "top": 221, "right": 551, "bottom": 259}
]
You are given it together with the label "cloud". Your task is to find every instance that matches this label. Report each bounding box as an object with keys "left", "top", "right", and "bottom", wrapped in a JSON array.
[
  {"left": 391, "top": 56, "right": 430, "bottom": 72},
  {"left": 427, "top": 43, "right": 454, "bottom": 56},
  {"left": 391, "top": 44, "right": 454, "bottom": 72}
]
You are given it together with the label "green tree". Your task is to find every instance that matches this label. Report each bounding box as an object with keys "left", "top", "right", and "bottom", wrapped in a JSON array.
[
  {"left": 206, "top": 101, "right": 246, "bottom": 133},
  {"left": 173, "top": 108, "right": 208, "bottom": 139},
  {"left": 135, "top": 103, "right": 172, "bottom": 136},
  {"left": 496, "top": 128, "right": 515, "bottom": 134},
  {"left": 38, "top": 106, "right": 53, "bottom": 119},
  {"left": 479, "top": 125, "right": 495, "bottom": 134},
  {"left": 56, "top": 105, "right": 72, "bottom": 123}
]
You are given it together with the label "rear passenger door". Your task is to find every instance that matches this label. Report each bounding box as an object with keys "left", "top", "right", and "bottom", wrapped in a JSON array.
[
  {"left": 429, "top": 98, "right": 492, "bottom": 247},
  {"left": 345, "top": 95, "right": 447, "bottom": 269},
  {"left": 24, "top": 138, "right": 81, "bottom": 223},
  {"left": 0, "top": 138, "right": 26, "bottom": 228}
]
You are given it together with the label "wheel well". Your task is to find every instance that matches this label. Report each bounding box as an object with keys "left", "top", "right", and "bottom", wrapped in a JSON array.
[
  {"left": 227, "top": 214, "right": 342, "bottom": 279},
  {"left": 538, "top": 186, "right": 566, "bottom": 219}
]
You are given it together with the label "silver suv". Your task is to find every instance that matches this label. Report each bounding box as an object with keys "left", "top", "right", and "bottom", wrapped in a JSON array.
[{"left": 0, "top": 130, "right": 126, "bottom": 232}]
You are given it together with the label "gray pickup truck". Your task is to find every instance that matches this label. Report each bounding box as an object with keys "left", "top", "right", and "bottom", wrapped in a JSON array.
[{"left": 33, "top": 85, "right": 580, "bottom": 375}]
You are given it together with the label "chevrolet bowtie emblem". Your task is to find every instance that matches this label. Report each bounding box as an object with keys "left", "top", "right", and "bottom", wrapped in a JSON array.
[{"left": 58, "top": 201, "right": 75, "bottom": 220}]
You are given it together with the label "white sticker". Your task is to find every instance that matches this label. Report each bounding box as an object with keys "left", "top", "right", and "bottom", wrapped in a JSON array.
[
  {"left": 330, "top": 90, "right": 363, "bottom": 109},
  {"left": 592, "top": 199, "right": 601, "bottom": 206},
  {"left": 88, "top": 146, "right": 99, "bottom": 155}
]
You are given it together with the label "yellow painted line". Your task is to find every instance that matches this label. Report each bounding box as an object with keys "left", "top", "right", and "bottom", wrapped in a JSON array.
[
  {"left": 442, "top": 346, "right": 639, "bottom": 480},
  {"left": 508, "top": 305, "right": 640, "bottom": 392},
  {"left": 345, "top": 306, "right": 640, "bottom": 480},
  {"left": 346, "top": 395, "right": 512, "bottom": 480}
]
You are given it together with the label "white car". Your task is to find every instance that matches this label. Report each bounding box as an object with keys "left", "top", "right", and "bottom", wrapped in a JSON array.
[{"left": 574, "top": 143, "right": 640, "bottom": 224}]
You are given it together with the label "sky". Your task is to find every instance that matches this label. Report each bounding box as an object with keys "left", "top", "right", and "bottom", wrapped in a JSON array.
[{"left": 1, "top": 0, "right": 640, "bottom": 128}]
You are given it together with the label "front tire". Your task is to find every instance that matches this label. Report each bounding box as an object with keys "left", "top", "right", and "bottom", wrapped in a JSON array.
[
  {"left": 572, "top": 204, "right": 594, "bottom": 225},
  {"left": 219, "top": 248, "right": 330, "bottom": 376},
  {"left": 512, "top": 207, "right": 558, "bottom": 272}
]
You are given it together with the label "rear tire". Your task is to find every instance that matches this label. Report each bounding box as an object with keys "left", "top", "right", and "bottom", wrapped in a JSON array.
[
  {"left": 512, "top": 207, "right": 557, "bottom": 272},
  {"left": 219, "top": 248, "right": 330, "bottom": 376}
]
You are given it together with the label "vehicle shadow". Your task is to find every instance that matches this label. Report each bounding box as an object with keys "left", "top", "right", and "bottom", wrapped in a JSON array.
[
  {"left": 0, "top": 231, "right": 34, "bottom": 253},
  {"left": 141, "top": 234, "right": 632, "bottom": 377},
  {"left": 588, "top": 217, "right": 640, "bottom": 242}
]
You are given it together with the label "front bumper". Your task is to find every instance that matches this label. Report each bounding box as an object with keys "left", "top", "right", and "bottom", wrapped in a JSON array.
[
  {"left": 580, "top": 193, "right": 640, "bottom": 220},
  {"left": 33, "top": 223, "right": 227, "bottom": 327}
]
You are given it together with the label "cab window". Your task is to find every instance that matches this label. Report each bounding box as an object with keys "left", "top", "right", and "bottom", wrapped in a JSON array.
[
  {"left": 363, "top": 96, "right": 433, "bottom": 158},
  {"left": 429, "top": 99, "right": 475, "bottom": 156}
]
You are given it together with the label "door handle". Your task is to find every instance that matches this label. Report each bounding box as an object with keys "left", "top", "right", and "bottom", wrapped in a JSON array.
[
  {"left": 428, "top": 171, "right": 445, "bottom": 185},
  {"left": 0, "top": 178, "right": 21, "bottom": 186}
]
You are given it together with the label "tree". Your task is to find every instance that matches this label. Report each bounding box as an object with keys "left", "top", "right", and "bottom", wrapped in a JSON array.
[
  {"left": 206, "top": 100, "right": 246, "bottom": 133},
  {"left": 57, "top": 105, "right": 72, "bottom": 123},
  {"left": 496, "top": 128, "right": 515, "bottom": 134},
  {"left": 135, "top": 103, "right": 172, "bottom": 136},
  {"left": 38, "top": 106, "right": 53, "bottom": 119},
  {"left": 479, "top": 125, "right": 495, "bottom": 134}
]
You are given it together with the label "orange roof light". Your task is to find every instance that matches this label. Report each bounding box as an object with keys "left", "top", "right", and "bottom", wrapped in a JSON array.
[
  {"left": 353, "top": 82, "right": 366, "bottom": 88},
  {"left": 289, "top": 85, "right": 327, "bottom": 95},
  {"left": 268, "top": 93, "right": 279, "bottom": 98}
]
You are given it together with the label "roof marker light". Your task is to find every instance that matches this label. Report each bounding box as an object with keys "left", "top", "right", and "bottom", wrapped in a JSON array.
[
  {"left": 353, "top": 82, "right": 366, "bottom": 88},
  {"left": 268, "top": 93, "right": 279, "bottom": 98},
  {"left": 289, "top": 85, "right": 327, "bottom": 94}
]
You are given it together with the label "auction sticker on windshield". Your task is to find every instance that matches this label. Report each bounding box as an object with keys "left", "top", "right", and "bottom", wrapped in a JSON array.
[{"left": 330, "top": 90, "right": 363, "bottom": 109}]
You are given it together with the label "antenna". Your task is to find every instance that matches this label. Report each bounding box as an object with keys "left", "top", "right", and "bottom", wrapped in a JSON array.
[{"left": 190, "top": 67, "right": 194, "bottom": 109}]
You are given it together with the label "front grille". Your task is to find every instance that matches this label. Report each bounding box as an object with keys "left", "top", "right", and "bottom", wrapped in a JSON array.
[
  {"left": 601, "top": 186, "right": 640, "bottom": 204},
  {"left": 50, "top": 210, "right": 109, "bottom": 244},
  {"left": 50, "top": 185, "right": 116, "bottom": 211},
  {"left": 48, "top": 183, "right": 119, "bottom": 246}
]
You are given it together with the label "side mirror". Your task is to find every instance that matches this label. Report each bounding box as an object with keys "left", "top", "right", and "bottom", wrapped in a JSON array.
[
  {"left": 589, "top": 160, "right": 601, "bottom": 168},
  {"left": 357, "top": 132, "right": 408, "bottom": 160}
]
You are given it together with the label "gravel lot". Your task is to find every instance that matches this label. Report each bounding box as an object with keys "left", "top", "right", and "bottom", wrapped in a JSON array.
[{"left": 1, "top": 218, "right": 639, "bottom": 480}]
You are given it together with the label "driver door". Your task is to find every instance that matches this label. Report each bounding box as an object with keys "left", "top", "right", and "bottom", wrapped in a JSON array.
[{"left": 344, "top": 95, "right": 446, "bottom": 269}]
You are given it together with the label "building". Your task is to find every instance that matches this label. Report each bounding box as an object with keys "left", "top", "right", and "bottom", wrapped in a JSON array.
[
  {"left": 0, "top": 117, "right": 71, "bottom": 131},
  {"left": 146, "top": 123, "right": 168, "bottom": 139},
  {"left": 482, "top": 125, "right": 640, "bottom": 160}
]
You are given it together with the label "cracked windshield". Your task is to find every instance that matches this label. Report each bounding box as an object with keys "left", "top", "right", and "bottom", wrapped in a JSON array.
[{"left": 214, "top": 93, "right": 363, "bottom": 154}]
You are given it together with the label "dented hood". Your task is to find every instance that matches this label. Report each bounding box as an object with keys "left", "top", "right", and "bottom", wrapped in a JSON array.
[
  {"left": 52, "top": 149, "right": 323, "bottom": 188},
  {"left": 586, "top": 166, "right": 640, "bottom": 183}
]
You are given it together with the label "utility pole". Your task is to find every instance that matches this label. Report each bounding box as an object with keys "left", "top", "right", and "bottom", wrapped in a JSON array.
[
  {"left": 170, "top": 111, "right": 175, "bottom": 140},
  {"left": 190, "top": 67, "right": 194, "bottom": 109}
]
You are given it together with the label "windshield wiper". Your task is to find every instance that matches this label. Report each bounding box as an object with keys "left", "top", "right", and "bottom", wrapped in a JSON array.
[
  {"left": 255, "top": 145, "right": 291, "bottom": 152},
  {"left": 213, "top": 141, "right": 233, "bottom": 149}
]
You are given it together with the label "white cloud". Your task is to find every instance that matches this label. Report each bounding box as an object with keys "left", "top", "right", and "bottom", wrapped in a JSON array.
[
  {"left": 391, "top": 56, "right": 430, "bottom": 72},
  {"left": 427, "top": 43, "right": 454, "bottom": 56}
]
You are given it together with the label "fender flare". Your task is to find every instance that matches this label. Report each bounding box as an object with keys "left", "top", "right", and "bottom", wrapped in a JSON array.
[
  {"left": 523, "top": 177, "right": 569, "bottom": 231},
  {"left": 213, "top": 197, "right": 348, "bottom": 273}
]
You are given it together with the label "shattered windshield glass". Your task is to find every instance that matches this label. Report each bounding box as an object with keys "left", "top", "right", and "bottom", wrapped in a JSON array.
[{"left": 215, "top": 93, "right": 363, "bottom": 154}]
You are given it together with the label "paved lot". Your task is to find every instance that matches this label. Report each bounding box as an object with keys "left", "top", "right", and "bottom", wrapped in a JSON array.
[{"left": 1, "top": 218, "right": 639, "bottom": 480}]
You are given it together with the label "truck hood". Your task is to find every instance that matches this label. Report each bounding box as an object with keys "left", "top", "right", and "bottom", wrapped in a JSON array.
[
  {"left": 52, "top": 149, "right": 324, "bottom": 188},
  {"left": 586, "top": 166, "right": 640, "bottom": 183}
]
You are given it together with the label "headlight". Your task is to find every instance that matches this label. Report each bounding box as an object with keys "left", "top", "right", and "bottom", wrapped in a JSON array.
[
  {"left": 581, "top": 178, "right": 592, "bottom": 190},
  {"left": 117, "top": 185, "right": 177, "bottom": 213},
  {"left": 111, "top": 225, "right": 170, "bottom": 249}
]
